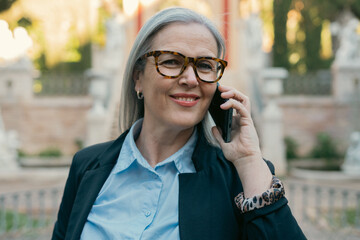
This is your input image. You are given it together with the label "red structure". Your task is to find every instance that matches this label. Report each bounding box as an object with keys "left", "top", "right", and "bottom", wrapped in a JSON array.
[{"left": 223, "top": 0, "right": 229, "bottom": 61}]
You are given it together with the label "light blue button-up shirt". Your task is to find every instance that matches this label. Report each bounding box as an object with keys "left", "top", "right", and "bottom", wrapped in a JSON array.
[{"left": 81, "top": 119, "right": 197, "bottom": 240}]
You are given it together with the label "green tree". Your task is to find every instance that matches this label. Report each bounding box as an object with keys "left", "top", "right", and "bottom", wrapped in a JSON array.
[
  {"left": 273, "top": 0, "right": 360, "bottom": 72},
  {"left": 284, "top": 136, "right": 299, "bottom": 160},
  {"left": 310, "top": 132, "right": 342, "bottom": 163},
  {"left": 273, "top": 0, "right": 292, "bottom": 69},
  {"left": 301, "top": 2, "right": 322, "bottom": 71},
  {"left": 0, "top": 0, "right": 17, "bottom": 13}
]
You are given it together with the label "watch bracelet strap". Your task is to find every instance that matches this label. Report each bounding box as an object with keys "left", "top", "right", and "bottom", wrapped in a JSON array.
[{"left": 234, "top": 176, "right": 285, "bottom": 213}]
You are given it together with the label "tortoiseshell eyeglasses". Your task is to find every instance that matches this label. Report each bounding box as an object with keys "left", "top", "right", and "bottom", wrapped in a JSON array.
[{"left": 140, "top": 50, "right": 228, "bottom": 83}]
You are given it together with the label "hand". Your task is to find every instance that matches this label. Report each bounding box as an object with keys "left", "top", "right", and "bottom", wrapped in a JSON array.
[
  {"left": 211, "top": 85, "right": 261, "bottom": 163},
  {"left": 211, "top": 85, "right": 272, "bottom": 198}
]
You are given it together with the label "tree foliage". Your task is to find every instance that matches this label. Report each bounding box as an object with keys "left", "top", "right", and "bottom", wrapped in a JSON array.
[
  {"left": 0, "top": 0, "right": 17, "bottom": 13},
  {"left": 273, "top": 0, "right": 292, "bottom": 69},
  {"left": 0, "top": 0, "right": 93, "bottom": 73},
  {"left": 310, "top": 132, "right": 342, "bottom": 161},
  {"left": 273, "top": 0, "right": 360, "bottom": 72}
]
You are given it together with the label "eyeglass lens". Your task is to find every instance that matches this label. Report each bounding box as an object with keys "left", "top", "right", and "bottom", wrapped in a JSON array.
[{"left": 157, "top": 52, "right": 222, "bottom": 82}]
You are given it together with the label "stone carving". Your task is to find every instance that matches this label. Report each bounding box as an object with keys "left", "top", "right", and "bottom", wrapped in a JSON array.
[
  {"left": 85, "top": 13, "right": 127, "bottom": 146},
  {"left": 342, "top": 132, "right": 360, "bottom": 175},
  {"left": 331, "top": 9, "right": 360, "bottom": 102},
  {"left": 104, "top": 15, "right": 126, "bottom": 71},
  {"left": 0, "top": 108, "right": 19, "bottom": 170},
  {"left": 245, "top": 13, "right": 264, "bottom": 68},
  {"left": 332, "top": 10, "right": 360, "bottom": 62},
  {"left": 86, "top": 70, "right": 110, "bottom": 115}
]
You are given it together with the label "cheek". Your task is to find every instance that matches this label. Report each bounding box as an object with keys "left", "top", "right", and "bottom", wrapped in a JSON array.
[
  {"left": 203, "top": 85, "right": 217, "bottom": 102},
  {"left": 142, "top": 76, "right": 173, "bottom": 104},
  {"left": 141, "top": 69, "right": 159, "bottom": 94}
]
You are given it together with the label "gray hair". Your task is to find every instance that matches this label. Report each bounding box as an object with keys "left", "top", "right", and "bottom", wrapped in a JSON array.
[{"left": 119, "top": 7, "right": 225, "bottom": 146}]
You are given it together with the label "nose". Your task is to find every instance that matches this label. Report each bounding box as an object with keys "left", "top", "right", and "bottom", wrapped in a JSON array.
[{"left": 178, "top": 64, "right": 199, "bottom": 87}]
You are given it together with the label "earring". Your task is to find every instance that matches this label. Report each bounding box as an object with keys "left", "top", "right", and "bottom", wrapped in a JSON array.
[{"left": 137, "top": 90, "right": 144, "bottom": 100}]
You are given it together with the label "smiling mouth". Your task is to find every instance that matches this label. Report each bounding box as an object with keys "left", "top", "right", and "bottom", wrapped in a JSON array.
[
  {"left": 173, "top": 97, "right": 199, "bottom": 102},
  {"left": 170, "top": 95, "right": 200, "bottom": 107}
]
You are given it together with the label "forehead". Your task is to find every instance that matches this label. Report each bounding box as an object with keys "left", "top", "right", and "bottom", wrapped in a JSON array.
[{"left": 150, "top": 22, "right": 218, "bottom": 57}]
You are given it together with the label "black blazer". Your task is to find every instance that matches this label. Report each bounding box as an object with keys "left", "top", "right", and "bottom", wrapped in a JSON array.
[{"left": 52, "top": 126, "right": 306, "bottom": 240}]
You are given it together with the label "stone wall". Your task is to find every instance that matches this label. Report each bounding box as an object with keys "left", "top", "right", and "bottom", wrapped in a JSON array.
[
  {"left": 1, "top": 93, "right": 354, "bottom": 158},
  {"left": 2, "top": 94, "right": 353, "bottom": 158},
  {"left": 278, "top": 96, "right": 352, "bottom": 156},
  {"left": 1, "top": 97, "right": 92, "bottom": 155}
]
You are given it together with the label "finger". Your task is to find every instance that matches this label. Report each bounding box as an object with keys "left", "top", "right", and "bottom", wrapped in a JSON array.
[
  {"left": 223, "top": 91, "right": 250, "bottom": 112},
  {"left": 217, "top": 84, "right": 234, "bottom": 92},
  {"left": 220, "top": 99, "right": 251, "bottom": 119},
  {"left": 218, "top": 86, "right": 251, "bottom": 112},
  {"left": 218, "top": 85, "right": 247, "bottom": 101}
]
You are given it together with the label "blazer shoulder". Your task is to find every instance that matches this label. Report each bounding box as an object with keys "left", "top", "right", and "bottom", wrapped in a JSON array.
[
  {"left": 76, "top": 141, "right": 115, "bottom": 159},
  {"left": 71, "top": 140, "right": 116, "bottom": 172}
]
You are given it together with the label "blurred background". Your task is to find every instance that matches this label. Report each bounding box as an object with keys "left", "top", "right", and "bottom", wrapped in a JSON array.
[{"left": 0, "top": 0, "right": 360, "bottom": 239}]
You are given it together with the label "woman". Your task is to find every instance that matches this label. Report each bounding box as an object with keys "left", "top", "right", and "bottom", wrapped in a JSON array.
[{"left": 52, "top": 7, "right": 305, "bottom": 240}]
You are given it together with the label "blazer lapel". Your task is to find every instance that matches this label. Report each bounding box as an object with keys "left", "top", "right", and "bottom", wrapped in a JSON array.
[
  {"left": 178, "top": 126, "right": 217, "bottom": 240},
  {"left": 66, "top": 166, "right": 114, "bottom": 240},
  {"left": 65, "top": 131, "right": 128, "bottom": 240},
  {"left": 179, "top": 171, "right": 212, "bottom": 240}
]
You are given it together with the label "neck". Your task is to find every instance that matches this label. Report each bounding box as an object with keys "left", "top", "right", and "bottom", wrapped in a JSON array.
[{"left": 135, "top": 119, "right": 195, "bottom": 168}]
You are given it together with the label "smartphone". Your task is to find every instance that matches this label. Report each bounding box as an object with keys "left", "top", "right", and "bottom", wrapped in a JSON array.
[{"left": 209, "top": 85, "right": 233, "bottom": 143}]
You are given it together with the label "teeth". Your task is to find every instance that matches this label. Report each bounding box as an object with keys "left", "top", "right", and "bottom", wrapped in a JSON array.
[{"left": 176, "top": 97, "right": 195, "bottom": 102}]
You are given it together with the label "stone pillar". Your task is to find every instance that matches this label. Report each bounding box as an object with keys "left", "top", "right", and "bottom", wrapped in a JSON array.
[
  {"left": 342, "top": 131, "right": 360, "bottom": 175},
  {"left": 90, "top": 15, "right": 127, "bottom": 140},
  {"left": 0, "top": 57, "right": 36, "bottom": 102},
  {"left": 261, "top": 68, "right": 288, "bottom": 176},
  {"left": 332, "top": 61, "right": 360, "bottom": 103},
  {"left": 85, "top": 70, "right": 110, "bottom": 146},
  {"left": 0, "top": 57, "right": 35, "bottom": 171},
  {"left": 331, "top": 9, "right": 360, "bottom": 103}
]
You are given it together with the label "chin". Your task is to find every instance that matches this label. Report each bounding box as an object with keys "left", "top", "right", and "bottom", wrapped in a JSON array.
[{"left": 169, "top": 115, "right": 203, "bottom": 130}]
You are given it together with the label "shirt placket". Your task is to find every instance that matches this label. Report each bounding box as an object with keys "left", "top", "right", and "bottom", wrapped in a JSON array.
[{"left": 141, "top": 170, "right": 163, "bottom": 232}]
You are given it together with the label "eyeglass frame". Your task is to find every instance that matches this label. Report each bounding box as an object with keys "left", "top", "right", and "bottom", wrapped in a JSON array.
[{"left": 139, "top": 50, "right": 228, "bottom": 83}]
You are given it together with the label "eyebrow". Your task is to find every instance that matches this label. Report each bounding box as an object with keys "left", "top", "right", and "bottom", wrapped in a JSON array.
[{"left": 157, "top": 49, "right": 216, "bottom": 59}]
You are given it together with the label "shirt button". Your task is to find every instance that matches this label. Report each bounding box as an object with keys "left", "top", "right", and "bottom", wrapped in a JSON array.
[{"left": 145, "top": 211, "right": 151, "bottom": 217}]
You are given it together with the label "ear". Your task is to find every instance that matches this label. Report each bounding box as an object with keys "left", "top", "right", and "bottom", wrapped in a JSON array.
[{"left": 133, "top": 69, "right": 142, "bottom": 92}]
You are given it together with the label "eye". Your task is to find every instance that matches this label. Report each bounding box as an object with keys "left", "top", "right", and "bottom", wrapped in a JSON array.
[
  {"left": 158, "top": 52, "right": 184, "bottom": 68},
  {"left": 197, "top": 60, "right": 215, "bottom": 72},
  {"left": 159, "top": 59, "right": 183, "bottom": 68}
]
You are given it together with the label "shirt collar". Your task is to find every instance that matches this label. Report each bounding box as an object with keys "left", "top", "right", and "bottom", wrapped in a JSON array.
[
  {"left": 155, "top": 126, "right": 197, "bottom": 173},
  {"left": 113, "top": 118, "right": 197, "bottom": 174}
]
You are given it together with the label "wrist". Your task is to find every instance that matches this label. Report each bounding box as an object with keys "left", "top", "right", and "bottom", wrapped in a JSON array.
[
  {"left": 232, "top": 153, "right": 263, "bottom": 171},
  {"left": 234, "top": 176, "right": 285, "bottom": 213},
  {"left": 232, "top": 155, "right": 273, "bottom": 198}
]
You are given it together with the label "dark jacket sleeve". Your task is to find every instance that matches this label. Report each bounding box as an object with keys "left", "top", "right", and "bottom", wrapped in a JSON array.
[
  {"left": 243, "top": 160, "right": 306, "bottom": 240},
  {"left": 239, "top": 160, "right": 307, "bottom": 239},
  {"left": 51, "top": 153, "right": 82, "bottom": 240},
  {"left": 241, "top": 198, "right": 306, "bottom": 239}
]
